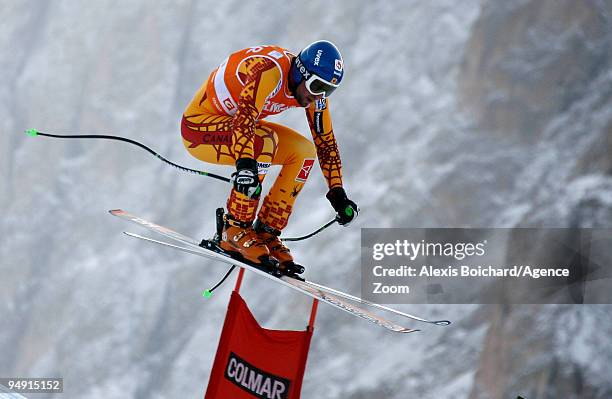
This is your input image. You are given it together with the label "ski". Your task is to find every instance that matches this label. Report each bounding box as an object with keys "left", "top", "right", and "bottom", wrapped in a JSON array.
[
  {"left": 119, "top": 230, "right": 416, "bottom": 334},
  {"left": 120, "top": 230, "right": 416, "bottom": 333},
  {"left": 299, "top": 280, "right": 450, "bottom": 326},
  {"left": 110, "top": 209, "right": 450, "bottom": 332}
]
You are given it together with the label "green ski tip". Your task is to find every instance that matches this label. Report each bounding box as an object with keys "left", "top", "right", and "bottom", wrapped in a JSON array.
[
  {"left": 25, "top": 129, "right": 39, "bottom": 137},
  {"left": 202, "top": 289, "right": 212, "bottom": 298}
]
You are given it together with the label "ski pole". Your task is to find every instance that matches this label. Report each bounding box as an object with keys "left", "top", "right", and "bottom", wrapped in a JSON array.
[
  {"left": 25, "top": 128, "right": 340, "bottom": 240},
  {"left": 283, "top": 204, "right": 358, "bottom": 241},
  {"left": 202, "top": 265, "right": 237, "bottom": 298},
  {"left": 282, "top": 217, "right": 338, "bottom": 242},
  {"left": 25, "top": 128, "right": 230, "bottom": 182}
]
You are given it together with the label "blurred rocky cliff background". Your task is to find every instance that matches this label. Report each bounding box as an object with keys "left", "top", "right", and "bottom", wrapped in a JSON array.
[{"left": 1, "top": 1, "right": 611, "bottom": 398}]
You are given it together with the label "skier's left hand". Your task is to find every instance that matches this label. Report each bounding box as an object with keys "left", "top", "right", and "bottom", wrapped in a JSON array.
[{"left": 326, "top": 186, "right": 359, "bottom": 226}]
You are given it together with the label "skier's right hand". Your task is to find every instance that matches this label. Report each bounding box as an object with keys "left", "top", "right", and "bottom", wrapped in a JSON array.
[
  {"left": 326, "top": 186, "right": 359, "bottom": 226},
  {"left": 232, "top": 158, "right": 262, "bottom": 199}
]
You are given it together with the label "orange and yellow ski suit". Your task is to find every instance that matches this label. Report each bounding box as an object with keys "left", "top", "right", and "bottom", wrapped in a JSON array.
[{"left": 182, "top": 45, "right": 343, "bottom": 231}]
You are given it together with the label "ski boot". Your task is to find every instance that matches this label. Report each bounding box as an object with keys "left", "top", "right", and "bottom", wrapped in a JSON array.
[
  {"left": 253, "top": 220, "right": 305, "bottom": 279},
  {"left": 203, "top": 209, "right": 279, "bottom": 273}
]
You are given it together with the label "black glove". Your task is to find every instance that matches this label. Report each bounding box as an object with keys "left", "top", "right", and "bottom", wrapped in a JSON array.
[
  {"left": 232, "top": 158, "right": 262, "bottom": 199},
  {"left": 326, "top": 187, "right": 359, "bottom": 226}
]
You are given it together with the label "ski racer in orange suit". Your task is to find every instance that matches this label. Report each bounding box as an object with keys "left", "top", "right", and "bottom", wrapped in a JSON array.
[{"left": 181, "top": 41, "right": 358, "bottom": 274}]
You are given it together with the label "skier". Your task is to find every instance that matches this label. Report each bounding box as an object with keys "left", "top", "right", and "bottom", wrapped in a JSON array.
[{"left": 181, "top": 41, "right": 358, "bottom": 273}]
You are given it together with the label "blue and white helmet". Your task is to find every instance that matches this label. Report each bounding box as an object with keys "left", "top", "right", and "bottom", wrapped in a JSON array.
[{"left": 290, "top": 40, "right": 344, "bottom": 97}]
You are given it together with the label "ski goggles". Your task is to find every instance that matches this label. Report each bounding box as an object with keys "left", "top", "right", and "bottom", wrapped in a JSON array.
[{"left": 304, "top": 74, "right": 340, "bottom": 97}]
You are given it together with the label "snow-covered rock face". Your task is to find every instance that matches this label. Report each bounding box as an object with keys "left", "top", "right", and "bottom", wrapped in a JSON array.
[
  {"left": 460, "top": 1, "right": 612, "bottom": 142},
  {"left": 1, "top": 1, "right": 611, "bottom": 398}
]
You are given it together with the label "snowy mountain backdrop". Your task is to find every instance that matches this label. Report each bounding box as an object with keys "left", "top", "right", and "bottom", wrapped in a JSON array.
[{"left": 1, "top": 1, "right": 611, "bottom": 398}]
